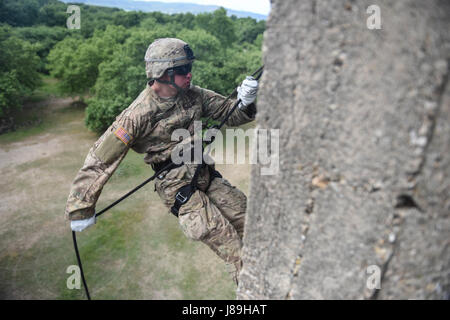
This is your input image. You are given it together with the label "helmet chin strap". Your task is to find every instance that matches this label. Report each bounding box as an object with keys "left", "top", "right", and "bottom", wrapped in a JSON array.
[{"left": 155, "top": 69, "right": 187, "bottom": 96}]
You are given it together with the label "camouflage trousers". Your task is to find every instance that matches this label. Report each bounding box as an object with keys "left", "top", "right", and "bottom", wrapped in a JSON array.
[{"left": 154, "top": 163, "right": 246, "bottom": 284}]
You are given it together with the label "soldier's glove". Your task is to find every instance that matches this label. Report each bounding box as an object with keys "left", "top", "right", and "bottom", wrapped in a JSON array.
[
  {"left": 237, "top": 76, "right": 258, "bottom": 110},
  {"left": 71, "top": 215, "right": 96, "bottom": 232}
]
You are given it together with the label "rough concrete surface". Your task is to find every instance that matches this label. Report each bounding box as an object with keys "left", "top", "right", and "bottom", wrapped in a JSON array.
[{"left": 238, "top": 0, "right": 449, "bottom": 299}]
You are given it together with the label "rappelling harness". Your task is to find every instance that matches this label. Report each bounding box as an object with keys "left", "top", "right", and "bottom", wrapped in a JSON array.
[{"left": 72, "top": 65, "right": 264, "bottom": 300}]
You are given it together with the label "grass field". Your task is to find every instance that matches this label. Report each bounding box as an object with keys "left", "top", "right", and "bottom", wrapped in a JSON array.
[{"left": 0, "top": 79, "right": 252, "bottom": 300}]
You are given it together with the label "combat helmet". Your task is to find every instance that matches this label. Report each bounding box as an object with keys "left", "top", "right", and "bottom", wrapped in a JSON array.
[{"left": 144, "top": 38, "right": 195, "bottom": 81}]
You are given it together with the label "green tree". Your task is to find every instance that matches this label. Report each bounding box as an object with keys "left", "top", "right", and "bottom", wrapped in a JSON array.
[
  {"left": 0, "top": 26, "right": 40, "bottom": 116},
  {"left": 93, "top": 50, "right": 144, "bottom": 101},
  {"left": 112, "top": 11, "right": 144, "bottom": 28},
  {"left": 0, "top": 0, "right": 40, "bottom": 27},
  {"left": 85, "top": 49, "right": 144, "bottom": 131},
  {"left": 195, "top": 8, "right": 236, "bottom": 47},
  {"left": 147, "top": 11, "right": 170, "bottom": 24},
  {"left": 77, "top": 5, "right": 122, "bottom": 38},
  {"left": 235, "top": 18, "right": 266, "bottom": 44},
  {"left": 85, "top": 95, "right": 134, "bottom": 132},
  {"left": 172, "top": 12, "right": 195, "bottom": 28},
  {"left": 176, "top": 28, "right": 221, "bottom": 62},
  {"left": 47, "top": 37, "right": 95, "bottom": 94},
  {"left": 37, "top": 0, "right": 67, "bottom": 27},
  {"left": 47, "top": 25, "right": 129, "bottom": 94},
  {"left": 192, "top": 43, "right": 262, "bottom": 95},
  {"left": 12, "top": 25, "right": 70, "bottom": 73}
]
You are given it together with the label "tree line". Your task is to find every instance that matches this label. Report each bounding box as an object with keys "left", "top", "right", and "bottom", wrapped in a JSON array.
[{"left": 0, "top": 0, "right": 265, "bottom": 131}]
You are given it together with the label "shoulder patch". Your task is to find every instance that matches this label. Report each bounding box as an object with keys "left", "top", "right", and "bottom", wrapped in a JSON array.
[{"left": 114, "top": 127, "right": 133, "bottom": 145}]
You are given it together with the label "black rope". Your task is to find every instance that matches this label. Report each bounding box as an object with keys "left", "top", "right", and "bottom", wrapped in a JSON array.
[
  {"left": 96, "top": 162, "right": 177, "bottom": 218},
  {"left": 72, "top": 231, "right": 91, "bottom": 300}
]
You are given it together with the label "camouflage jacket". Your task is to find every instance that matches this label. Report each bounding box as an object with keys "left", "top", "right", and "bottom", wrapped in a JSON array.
[{"left": 65, "top": 84, "right": 256, "bottom": 221}]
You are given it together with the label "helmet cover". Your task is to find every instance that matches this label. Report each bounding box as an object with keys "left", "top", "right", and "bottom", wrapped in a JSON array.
[{"left": 144, "top": 38, "right": 195, "bottom": 79}]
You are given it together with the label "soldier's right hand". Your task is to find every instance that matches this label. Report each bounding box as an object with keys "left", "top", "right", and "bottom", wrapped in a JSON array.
[
  {"left": 70, "top": 215, "right": 96, "bottom": 232},
  {"left": 237, "top": 76, "right": 259, "bottom": 109}
]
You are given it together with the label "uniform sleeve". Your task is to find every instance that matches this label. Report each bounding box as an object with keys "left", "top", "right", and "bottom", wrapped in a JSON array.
[
  {"left": 199, "top": 86, "right": 256, "bottom": 127},
  {"left": 65, "top": 116, "right": 139, "bottom": 221}
]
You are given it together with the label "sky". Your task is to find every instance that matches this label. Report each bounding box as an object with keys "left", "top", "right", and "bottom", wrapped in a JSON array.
[{"left": 138, "top": 0, "right": 271, "bottom": 15}]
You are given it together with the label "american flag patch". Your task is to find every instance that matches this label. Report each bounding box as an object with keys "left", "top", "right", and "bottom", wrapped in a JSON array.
[{"left": 114, "top": 127, "right": 132, "bottom": 145}]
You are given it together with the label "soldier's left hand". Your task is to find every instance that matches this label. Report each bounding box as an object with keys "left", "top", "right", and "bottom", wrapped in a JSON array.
[
  {"left": 70, "top": 215, "right": 96, "bottom": 232},
  {"left": 237, "top": 76, "right": 259, "bottom": 109}
]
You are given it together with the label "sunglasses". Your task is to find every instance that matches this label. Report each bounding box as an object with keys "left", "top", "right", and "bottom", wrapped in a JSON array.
[{"left": 172, "top": 63, "right": 192, "bottom": 76}]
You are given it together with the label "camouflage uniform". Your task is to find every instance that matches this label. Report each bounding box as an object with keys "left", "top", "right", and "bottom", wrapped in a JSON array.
[{"left": 65, "top": 80, "right": 255, "bottom": 283}]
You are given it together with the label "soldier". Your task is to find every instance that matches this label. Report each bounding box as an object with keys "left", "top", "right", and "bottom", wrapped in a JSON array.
[{"left": 65, "top": 38, "right": 259, "bottom": 285}]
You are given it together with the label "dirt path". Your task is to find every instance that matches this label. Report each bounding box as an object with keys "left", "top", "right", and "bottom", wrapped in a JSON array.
[{"left": 0, "top": 133, "right": 70, "bottom": 169}]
